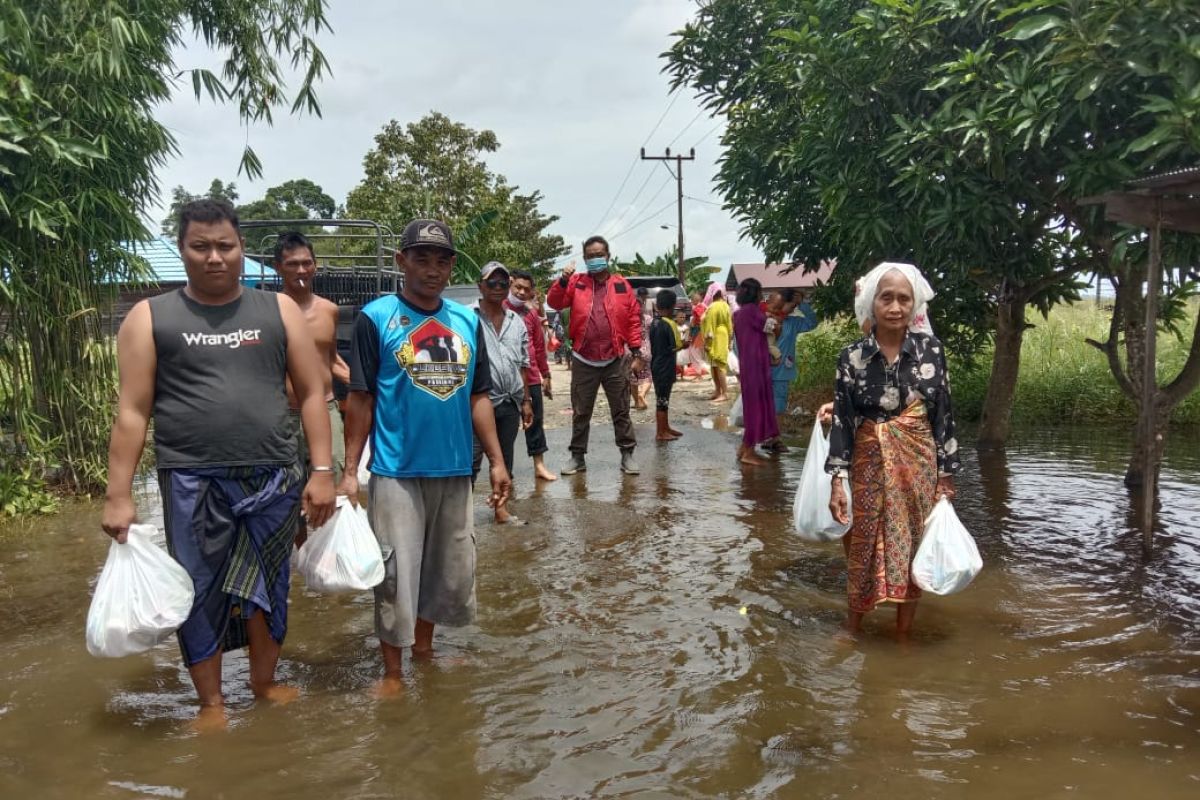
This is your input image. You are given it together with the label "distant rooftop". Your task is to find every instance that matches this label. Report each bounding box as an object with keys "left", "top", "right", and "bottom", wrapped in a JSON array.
[{"left": 726, "top": 259, "right": 837, "bottom": 290}]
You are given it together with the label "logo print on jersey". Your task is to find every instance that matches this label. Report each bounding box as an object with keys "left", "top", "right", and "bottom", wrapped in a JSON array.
[{"left": 394, "top": 318, "right": 470, "bottom": 399}]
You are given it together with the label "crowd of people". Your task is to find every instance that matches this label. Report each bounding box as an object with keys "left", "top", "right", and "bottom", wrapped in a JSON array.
[{"left": 99, "top": 202, "right": 958, "bottom": 725}]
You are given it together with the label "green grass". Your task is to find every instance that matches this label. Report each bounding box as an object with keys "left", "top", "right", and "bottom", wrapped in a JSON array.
[{"left": 791, "top": 302, "right": 1200, "bottom": 425}]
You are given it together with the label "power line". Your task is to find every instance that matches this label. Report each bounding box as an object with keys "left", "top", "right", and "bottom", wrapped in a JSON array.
[
  {"left": 601, "top": 160, "right": 677, "bottom": 237},
  {"left": 684, "top": 194, "right": 724, "bottom": 207},
  {"left": 666, "top": 109, "right": 706, "bottom": 149},
  {"left": 588, "top": 91, "right": 682, "bottom": 232},
  {"left": 691, "top": 122, "right": 723, "bottom": 148},
  {"left": 607, "top": 199, "right": 678, "bottom": 242},
  {"left": 600, "top": 166, "right": 663, "bottom": 237}
]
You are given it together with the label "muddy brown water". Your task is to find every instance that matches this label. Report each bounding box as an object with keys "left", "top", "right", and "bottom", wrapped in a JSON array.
[{"left": 1, "top": 423, "right": 1198, "bottom": 799}]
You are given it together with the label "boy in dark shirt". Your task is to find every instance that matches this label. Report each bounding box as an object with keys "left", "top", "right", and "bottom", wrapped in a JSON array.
[{"left": 649, "top": 289, "right": 684, "bottom": 441}]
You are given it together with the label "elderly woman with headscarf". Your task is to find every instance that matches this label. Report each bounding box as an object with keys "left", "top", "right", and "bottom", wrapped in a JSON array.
[
  {"left": 825, "top": 262, "right": 960, "bottom": 638},
  {"left": 699, "top": 282, "right": 733, "bottom": 402}
]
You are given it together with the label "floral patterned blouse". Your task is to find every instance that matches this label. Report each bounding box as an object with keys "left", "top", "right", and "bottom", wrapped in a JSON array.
[{"left": 825, "top": 331, "right": 960, "bottom": 477}]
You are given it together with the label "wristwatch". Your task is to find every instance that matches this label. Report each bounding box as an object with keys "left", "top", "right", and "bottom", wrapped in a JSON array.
[{"left": 830, "top": 467, "right": 845, "bottom": 480}]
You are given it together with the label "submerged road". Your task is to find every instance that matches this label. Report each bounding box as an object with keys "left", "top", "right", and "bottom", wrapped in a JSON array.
[{"left": 1, "top": 381, "right": 1198, "bottom": 797}]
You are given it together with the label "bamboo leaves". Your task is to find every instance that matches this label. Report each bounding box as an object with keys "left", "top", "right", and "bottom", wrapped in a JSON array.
[{"left": 0, "top": 0, "right": 332, "bottom": 499}]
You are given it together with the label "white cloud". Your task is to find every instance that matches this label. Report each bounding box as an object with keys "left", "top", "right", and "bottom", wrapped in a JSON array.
[{"left": 147, "top": 0, "right": 762, "bottom": 269}]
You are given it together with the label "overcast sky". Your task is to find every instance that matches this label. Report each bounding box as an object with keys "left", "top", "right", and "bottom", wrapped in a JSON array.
[{"left": 151, "top": 0, "right": 760, "bottom": 274}]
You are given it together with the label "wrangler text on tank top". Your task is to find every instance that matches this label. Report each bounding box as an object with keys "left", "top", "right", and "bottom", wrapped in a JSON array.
[{"left": 148, "top": 288, "right": 293, "bottom": 468}]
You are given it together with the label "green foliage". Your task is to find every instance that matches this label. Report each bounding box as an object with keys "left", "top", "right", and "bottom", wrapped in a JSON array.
[
  {"left": 161, "top": 179, "right": 239, "bottom": 236},
  {"left": 665, "top": 0, "right": 1200, "bottom": 441},
  {"left": 0, "top": 0, "right": 331, "bottom": 492},
  {"left": 0, "top": 465, "right": 60, "bottom": 518},
  {"left": 790, "top": 315, "right": 861, "bottom": 397},
  {"left": 792, "top": 303, "right": 1200, "bottom": 425},
  {"left": 345, "top": 112, "right": 569, "bottom": 284}
]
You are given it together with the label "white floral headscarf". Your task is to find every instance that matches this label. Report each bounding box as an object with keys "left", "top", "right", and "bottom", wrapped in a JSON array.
[{"left": 853, "top": 261, "right": 935, "bottom": 335}]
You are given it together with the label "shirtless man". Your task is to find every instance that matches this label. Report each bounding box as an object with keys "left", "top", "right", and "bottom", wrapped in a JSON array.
[{"left": 272, "top": 232, "right": 350, "bottom": 542}]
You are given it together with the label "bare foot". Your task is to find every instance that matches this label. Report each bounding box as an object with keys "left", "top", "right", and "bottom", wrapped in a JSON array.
[
  {"left": 655, "top": 432, "right": 676, "bottom": 442},
  {"left": 667, "top": 427, "right": 683, "bottom": 438},
  {"left": 737, "top": 447, "right": 768, "bottom": 466},
  {"left": 373, "top": 674, "right": 404, "bottom": 699},
  {"left": 251, "top": 682, "right": 300, "bottom": 705},
  {"left": 710, "top": 395, "right": 728, "bottom": 404},
  {"left": 190, "top": 703, "right": 228, "bottom": 734},
  {"left": 534, "top": 468, "right": 558, "bottom": 482}
]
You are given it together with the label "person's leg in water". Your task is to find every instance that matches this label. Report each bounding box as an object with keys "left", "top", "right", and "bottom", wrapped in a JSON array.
[
  {"left": 377, "top": 640, "right": 405, "bottom": 698},
  {"left": 763, "top": 380, "right": 791, "bottom": 453},
  {"left": 841, "top": 530, "right": 864, "bottom": 634},
  {"left": 737, "top": 442, "right": 768, "bottom": 466},
  {"left": 653, "top": 376, "right": 681, "bottom": 440},
  {"left": 187, "top": 651, "right": 227, "bottom": 731},
  {"left": 525, "top": 384, "right": 556, "bottom": 481},
  {"left": 413, "top": 618, "right": 435, "bottom": 657},
  {"left": 895, "top": 601, "right": 918, "bottom": 641},
  {"left": 246, "top": 608, "right": 298, "bottom": 703},
  {"left": 492, "top": 400, "right": 520, "bottom": 524}
]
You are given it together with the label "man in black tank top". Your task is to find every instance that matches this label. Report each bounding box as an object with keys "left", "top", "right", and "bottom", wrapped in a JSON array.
[{"left": 101, "top": 199, "right": 336, "bottom": 730}]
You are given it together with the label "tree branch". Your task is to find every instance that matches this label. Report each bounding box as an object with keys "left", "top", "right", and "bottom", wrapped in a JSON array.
[{"left": 1161, "top": 304, "right": 1200, "bottom": 406}]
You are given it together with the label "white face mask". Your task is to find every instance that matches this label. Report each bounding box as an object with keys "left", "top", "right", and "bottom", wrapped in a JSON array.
[{"left": 507, "top": 291, "right": 526, "bottom": 308}]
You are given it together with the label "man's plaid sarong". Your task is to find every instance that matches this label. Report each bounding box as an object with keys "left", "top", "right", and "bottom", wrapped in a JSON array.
[{"left": 159, "top": 464, "right": 302, "bottom": 666}]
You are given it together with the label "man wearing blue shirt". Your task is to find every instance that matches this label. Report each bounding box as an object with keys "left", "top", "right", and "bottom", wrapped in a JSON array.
[{"left": 338, "top": 218, "right": 510, "bottom": 694}]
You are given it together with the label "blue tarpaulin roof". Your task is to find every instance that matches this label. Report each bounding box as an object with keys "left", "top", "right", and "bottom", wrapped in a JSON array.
[{"left": 113, "top": 236, "right": 269, "bottom": 285}]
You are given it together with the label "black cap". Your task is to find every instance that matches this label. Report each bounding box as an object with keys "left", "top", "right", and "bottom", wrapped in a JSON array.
[{"left": 401, "top": 219, "right": 455, "bottom": 253}]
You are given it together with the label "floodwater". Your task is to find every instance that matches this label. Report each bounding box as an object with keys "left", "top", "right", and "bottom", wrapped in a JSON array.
[{"left": 1, "top": 422, "right": 1198, "bottom": 799}]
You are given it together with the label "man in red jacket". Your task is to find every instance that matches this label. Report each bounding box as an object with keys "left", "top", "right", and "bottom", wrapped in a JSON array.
[{"left": 546, "top": 235, "right": 644, "bottom": 475}]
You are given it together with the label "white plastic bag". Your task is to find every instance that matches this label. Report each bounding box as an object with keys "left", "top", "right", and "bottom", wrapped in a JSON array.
[
  {"left": 912, "top": 497, "right": 982, "bottom": 595},
  {"left": 296, "top": 497, "right": 384, "bottom": 592},
  {"left": 86, "top": 524, "right": 195, "bottom": 658},
  {"left": 792, "top": 420, "right": 852, "bottom": 541},
  {"left": 729, "top": 394, "right": 744, "bottom": 427}
]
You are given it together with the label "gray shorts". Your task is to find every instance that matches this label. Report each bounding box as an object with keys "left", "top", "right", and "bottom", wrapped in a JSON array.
[
  {"left": 289, "top": 399, "right": 346, "bottom": 481},
  {"left": 368, "top": 475, "right": 476, "bottom": 647}
]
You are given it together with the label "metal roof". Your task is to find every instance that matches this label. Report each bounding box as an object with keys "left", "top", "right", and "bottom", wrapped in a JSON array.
[
  {"left": 111, "top": 236, "right": 266, "bottom": 285},
  {"left": 1125, "top": 166, "right": 1200, "bottom": 194}
]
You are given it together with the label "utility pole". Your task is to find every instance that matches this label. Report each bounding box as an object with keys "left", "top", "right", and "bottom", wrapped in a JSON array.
[{"left": 640, "top": 147, "right": 695, "bottom": 283}]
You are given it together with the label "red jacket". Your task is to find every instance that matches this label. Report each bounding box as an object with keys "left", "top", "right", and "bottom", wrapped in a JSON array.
[
  {"left": 504, "top": 299, "right": 550, "bottom": 384},
  {"left": 547, "top": 271, "right": 642, "bottom": 354}
]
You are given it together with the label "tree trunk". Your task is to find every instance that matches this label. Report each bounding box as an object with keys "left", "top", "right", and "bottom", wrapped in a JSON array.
[
  {"left": 977, "top": 294, "right": 1027, "bottom": 448},
  {"left": 1124, "top": 405, "right": 1169, "bottom": 488}
]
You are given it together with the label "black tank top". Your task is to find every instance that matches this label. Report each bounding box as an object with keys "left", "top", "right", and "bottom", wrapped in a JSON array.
[{"left": 149, "top": 288, "right": 293, "bottom": 468}]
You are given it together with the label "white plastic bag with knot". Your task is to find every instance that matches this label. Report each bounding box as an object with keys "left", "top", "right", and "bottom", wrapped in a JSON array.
[
  {"left": 86, "top": 524, "right": 195, "bottom": 658},
  {"left": 729, "top": 394, "right": 744, "bottom": 427},
  {"left": 297, "top": 496, "right": 384, "bottom": 593},
  {"left": 912, "top": 497, "right": 982, "bottom": 595},
  {"left": 792, "top": 420, "right": 852, "bottom": 541}
]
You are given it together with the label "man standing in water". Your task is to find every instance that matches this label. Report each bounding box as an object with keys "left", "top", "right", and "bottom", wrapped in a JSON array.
[
  {"left": 472, "top": 261, "right": 532, "bottom": 525},
  {"left": 546, "top": 235, "right": 644, "bottom": 476},
  {"left": 101, "top": 199, "right": 336, "bottom": 729},
  {"left": 272, "top": 231, "right": 351, "bottom": 543},
  {"left": 337, "top": 218, "right": 510, "bottom": 695},
  {"left": 506, "top": 269, "right": 557, "bottom": 482}
]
